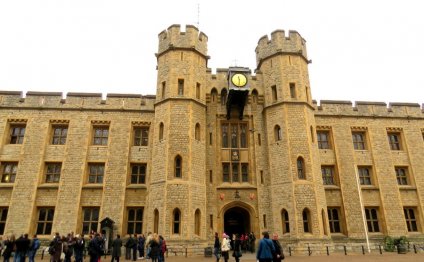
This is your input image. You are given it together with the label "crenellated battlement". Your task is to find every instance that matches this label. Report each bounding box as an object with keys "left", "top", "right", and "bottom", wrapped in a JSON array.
[
  {"left": 255, "top": 29, "right": 308, "bottom": 67},
  {"left": 0, "top": 91, "right": 156, "bottom": 111},
  {"left": 315, "top": 100, "right": 424, "bottom": 118},
  {"left": 157, "top": 24, "right": 208, "bottom": 57}
]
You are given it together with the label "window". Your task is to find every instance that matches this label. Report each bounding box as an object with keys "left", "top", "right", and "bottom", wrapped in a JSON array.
[
  {"left": 317, "top": 131, "right": 331, "bottom": 149},
  {"left": 357, "top": 166, "right": 372, "bottom": 185},
  {"left": 365, "top": 208, "right": 380, "bottom": 232},
  {"left": 134, "top": 127, "right": 149, "bottom": 146},
  {"left": 52, "top": 125, "right": 68, "bottom": 145},
  {"left": 404, "top": 208, "right": 418, "bottom": 232},
  {"left": 297, "top": 157, "right": 305, "bottom": 179},
  {"left": 221, "top": 89, "right": 227, "bottom": 105},
  {"left": 263, "top": 214, "right": 267, "bottom": 228},
  {"left": 352, "top": 132, "right": 366, "bottom": 150},
  {"left": 130, "top": 164, "right": 146, "bottom": 184},
  {"left": 0, "top": 208, "right": 8, "bottom": 235},
  {"left": 321, "top": 166, "right": 336, "bottom": 185},
  {"left": 196, "top": 83, "right": 201, "bottom": 99},
  {"left": 223, "top": 163, "right": 230, "bottom": 182},
  {"left": 1, "top": 162, "right": 18, "bottom": 183},
  {"left": 289, "top": 83, "right": 296, "bottom": 98},
  {"left": 252, "top": 89, "right": 258, "bottom": 104},
  {"left": 211, "top": 88, "right": 217, "bottom": 102},
  {"left": 178, "top": 79, "right": 184, "bottom": 95},
  {"left": 162, "top": 81, "right": 166, "bottom": 99},
  {"left": 45, "top": 163, "right": 62, "bottom": 183},
  {"left": 271, "top": 85, "right": 277, "bottom": 102},
  {"left": 195, "top": 123, "right": 200, "bottom": 141},
  {"left": 172, "top": 208, "right": 181, "bottom": 234},
  {"left": 92, "top": 126, "right": 109, "bottom": 145},
  {"left": 395, "top": 167, "right": 409, "bottom": 185},
  {"left": 260, "top": 170, "right": 264, "bottom": 184},
  {"left": 88, "top": 163, "right": 104, "bottom": 184},
  {"left": 127, "top": 208, "right": 143, "bottom": 234},
  {"left": 36, "top": 208, "right": 54, "bottom": 235},
  {"left": 209, "top": 132, "right": 212, "bottom": 145},
  {"left": 274, "top": 125, "right": 282, "bottom": 141},
  {"left": 241, "top": 164, "right": 248, "bottom": 182},
  {"left": 232, "top": 163, "right": 239, "bottom": 182},
  {"left": 10, "top": 124, "right": 26, "bottom": 144},
  {"left": 159, "top": 123, "right": 164, "bottom": 140},
  {"left": 154, "top": 209, "right": 159, "bottom": 234},
  {"left": 281, "top": 209, "right": 290, "bottom": 234},
  {"left": 175, "top": 156, "right": 182, "bottom": 178},
  {"left": 82, "top": 207, "right": 99, "bottom": 234},
  {"left": 210, "top": 215, "right": 213, "bottom": 229},
  {"left": 302, "top": 209, "right": 311, "bottom": 233},
  {"left": 388, "top": 132, "right": 402, "bottom": 150},
  {"left": 221, "top": 123, "right": 248, "bottom": 148},
  {"left": 327, "top": 208, "right": 341, "bottom": 233},
  {"left": 194, "top": 209, "right": 201, "bottom": 235}
]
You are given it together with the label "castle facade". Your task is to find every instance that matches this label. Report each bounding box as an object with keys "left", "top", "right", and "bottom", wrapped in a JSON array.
[{"left": 0, "top": 24, "right": 423, "bottom": 253}]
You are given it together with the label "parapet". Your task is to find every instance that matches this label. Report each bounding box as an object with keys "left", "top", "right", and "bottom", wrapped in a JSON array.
[
  {"left": 255, "top": 29, "right": 308, "bottom": 67},
  {"left": 157, "top": 24, "right": 208, "bottom": 57},
  {"left": 315, "top": 100, "right": 424, "bottom": 118}
]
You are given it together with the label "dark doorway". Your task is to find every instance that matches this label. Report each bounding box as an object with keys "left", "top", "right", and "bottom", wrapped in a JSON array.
[{"left": 224, "top": 206, "right": 250, "bottom": 237}]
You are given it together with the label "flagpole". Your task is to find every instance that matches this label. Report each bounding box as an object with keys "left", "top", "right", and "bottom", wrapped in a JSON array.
[{"left": 354, "top": 165, "right": 371, "bottom": 253}]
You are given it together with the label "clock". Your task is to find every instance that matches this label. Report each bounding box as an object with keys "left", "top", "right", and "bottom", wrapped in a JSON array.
[{"left": 231, "top": 73, "right": 248, "bottom": 87}]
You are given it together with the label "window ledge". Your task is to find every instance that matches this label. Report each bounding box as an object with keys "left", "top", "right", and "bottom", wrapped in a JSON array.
[
  {"left": 82, "top": 184, "right": 104, "bottom": 189},
  {"left": 126, "top": 184, "right": 147, "bottom": 189},
  {"left": 0, "top": 183, "right": 14, "bottom": 188},
  {"left": 324, "top": 185, "right": 340, "bottom": 190},
  {"left": 38, "top": 184, "right": 59, "bottom": 189},
  {"left": 361, "top": 186, "right": 379, "bottom": 190},
  {"left": 399, "top": 186, "right": 416, "bottom": 190}
]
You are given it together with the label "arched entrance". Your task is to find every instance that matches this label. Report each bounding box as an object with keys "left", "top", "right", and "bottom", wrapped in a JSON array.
[{"left": 224, "top": 206, "right": 250, "bottom": 236}]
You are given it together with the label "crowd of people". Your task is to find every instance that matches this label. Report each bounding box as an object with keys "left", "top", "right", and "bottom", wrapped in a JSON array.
[
  {"left": 214, "top": 231, "right": 284, "bottom": 262},
  {"left": 0, "top": 232, "right": 167, "bottom": 262}
]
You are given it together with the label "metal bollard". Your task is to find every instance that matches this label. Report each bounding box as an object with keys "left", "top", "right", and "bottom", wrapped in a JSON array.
[
  {"left": 308, "top": 245, "right": 312, "bottom": 256},
  {"left": 414, "top": 244, "right": 417, "bottom": 254},
  {"left": 362, "top": 245, "right": 365, "bottom": 255},
  {"left": 379, "top": 244, "right": 382, "bottom": 254},
  {"left": 185, "top": 247, "right": 187, "bottom": 257},
  {"left": 344, "top": 245, "right": 347, "bottom": 255},
  {"left": 326, "top": 246, "right": 329, "bottom": 256},
  {"left": 289, "top": 246, "right": 292, "bottom": 256},
  {"left": 41, "top": 249, "right": 44, "bottom": 260}
]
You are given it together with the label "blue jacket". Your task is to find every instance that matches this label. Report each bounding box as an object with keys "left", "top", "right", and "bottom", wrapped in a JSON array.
[{"left": 256, "top": 238, "right": 275, "bottom": 260}]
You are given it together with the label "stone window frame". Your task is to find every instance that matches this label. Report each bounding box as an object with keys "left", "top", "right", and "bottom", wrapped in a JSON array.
[
  {"left": 321, "top": 165, "right": 337, "bottom": 186},
  {"left": 271, "top": 85, "right": 277, "bottom": 102},
  {"left": 274, "top": 125, "right": 282, "bottom": 141},
  {"left": 357, "top": 166, "right": 373, "bottom": 186},
  {"left": 44, "top": 162, "right": 62, "bottom": 183},
  {"left": 387, "top": 127, "right": 403, "bottom": 151},
  {"left": 174, "top": 155, "right": 182, "bottom": 178},
  {"left": 404, "top": 207, "right": 419, "bottom": 232},
  {"left": 91, "top": 121, "right": 110, "bottom": 146},
  {"left": 132, "top": 122, "right": 150, "bottom": 147},
  {"left": 364, "top": 207, "right": 380, "bottom": 233},
  {"left": 194, "top": 209, "right": 201, "bottom": 236},
  {"left": 0, "top": 207, "right": 8, "bottom": 235},
  {"left": 1, "top": 162, "right": 18, "bottom": 183},
  {"left": 195, "top": 123, "right": 201, "bottom": 141},
  {"left": 172, "top": 208, "right": 181, "bottom": 235},
  {"left": 351, "top": 127, "right": 368, "bottom": 150},
  {"left": 297, "top": 156, "right": 306, "bottom": 180},
  {"left": 81, "top": 207, "right": 100, "bottom": 234},
  {"left": 395, "top": 166, "right": 410, "bottom": 186},
  {"left": 327, "top": 207, "right": 342, "bottom": 234},
  {"left": 159, "top": 122, "right": 164, "bottom": 141},
  {"left": 127, "top": 207, "right": 144, "bottom": 235},
  {"left": 50, "top": 120, "right": 69, "bottom": 145},
  {"left": 302, "top": 208, "right": 312, "bottom": 233},
  {"left": 316, "top": 127, "right": 332, "bottom": 150},
  {"left": 8, "top": 119, "right": 27, "bottom": 144},
  {"left": 130, "top": 163, "right": 147, "bottom": 184},
  {"left": 281, "top": 209, "right": 290, "bottom": 234},
  {"left": 220, "top": 88, "right": 227, "bottom": 106},
  {"left": 222, "top": 162, "right": 249, "bottom": 184},
  {"left": 36, "top": 207, "right": 54, "bottom": 235},
  {"left": 196, "top": 82, "right": 201, "bottom": 99},
  {"left": 178, "top": 79, "right": 184, "bottom": 96},
  {"left": 221, "top": 122, "right": 249, "bottom": 149},
  {"left": 87, "top": 163, "right": 105, "bottom": 184},
  {"left": 289, "top": 82, "right": 296, "bottom": 99}
]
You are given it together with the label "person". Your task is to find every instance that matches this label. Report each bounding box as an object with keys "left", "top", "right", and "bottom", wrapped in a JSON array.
[
  {"left": 88, "top": 233, "right": 103, "bottom": 262},
  {"left": 220, "top": 233, "right": 230, "bottom": 262},
  {"left": 148, "top": 234, "right": 160, "bottom": 262},
  {"left": 137, "top": 234, "right": 145, "bottom": 259},
  {"left": 28, "top": 235, "right": 40, "bottom": 262},
  {"left": 271, "top": 233, "right": 284, "bottom": 261},
  {"left": 49, "top": 233, "right": 62, "bottom": 262},
  {"left": 213, "top": 232, "right": 220, "bottom": 262},
  {"left": 248, "top": 232, "right": 256, "bottom": 253},
  {"left": 144, "top": 232, "right": 152, "bottom": 260},
  {"left": 158, "top": 235, "right": 167, "bottom": 262},
  {"left": 111, "top": 235, "right": 122, "bottom": 262},
  {"left": 256, "top": 232, "right": 275, "bottom": 262},
  {"left": 14, "top": 234, "right": 30, "bottom": 262},
  {"left": 74, "top": 235, "right": 85, "bottom": 262},
  {"left": 232, "top": 234, "right": 242, "bottom": 262},
  {"left": 124, "top": 235, "right": 135, "bottom": 260},
  {"left": 131, "top": 235, "right": 138, "bottom": 261},
  {"left": 2, "top": 235, "right": 15, "bottom": 262}
]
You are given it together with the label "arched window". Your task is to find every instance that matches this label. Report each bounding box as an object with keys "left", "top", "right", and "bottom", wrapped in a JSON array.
[
  {"left": 175, "top": 155, "right": 182, "bottom": 178},
  {"left": 173, "top": 208, "right": 181, "bottom": 234},
  {"left": 159, "top": 122, "right": 164, "bottom": 141},
  {"left": 221, "top": 89, "right": 227, "bottom": 105},
  {"left": 211, "top": 88, "right": 218, "bottom": 103},
  {"left": 251, "top": 89, "right": 258, "bottom": 104},
  {"left": 274, "top": 125, "right": 282, "bottom": 141},
  {"left": 297, "top": 157, "right": 305, "bottom": 179},
  {"left": 195, "top": 123, "right": 200, "bottom": 141},
  {"left": 281, "top": 209, "right": 290, "bottom": 234},
  {"left": 194, "top": 209, "right": 201, "bottom": 236},
  {"left": 302, "top": 208, "right": 311, "bottom": 233},
  {"left": 154, "top": 209, "right": 159, "bottom": 234}
]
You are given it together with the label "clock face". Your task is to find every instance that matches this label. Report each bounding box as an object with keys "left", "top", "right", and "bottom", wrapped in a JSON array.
[{"left": 231, "top": 73, "right": 248, "bottom": 87}]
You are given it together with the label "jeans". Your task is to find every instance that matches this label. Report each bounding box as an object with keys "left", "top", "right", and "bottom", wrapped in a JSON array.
[{"left": 213, "top": 248, "right": 220, "bottom": 261}]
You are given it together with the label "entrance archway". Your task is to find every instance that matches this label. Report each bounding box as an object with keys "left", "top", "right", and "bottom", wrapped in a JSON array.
[{"left": 224, "top": 206, "right": 250, "bottom": 236}]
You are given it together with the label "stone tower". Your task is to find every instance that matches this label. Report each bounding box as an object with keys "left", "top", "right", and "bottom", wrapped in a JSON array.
[
  {"left": 255, "top": 30, "right": 330, "bottom": 239},
  {"left": 148, "top": 25, "right": 208, "bottom": 241}
]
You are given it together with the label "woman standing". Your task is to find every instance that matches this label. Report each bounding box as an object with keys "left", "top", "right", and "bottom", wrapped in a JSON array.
[
  {"left": 220, "top": 233, "right": 230, "bottom": 262},
  {"left": 2, "top": 235, "right": 15, "bottom": 262},
  {"left": 271, "top": 233, "right": 284, "bottom": 261},
  {"left": 232, "top": 234, "right": 242, "bottom": 262}
]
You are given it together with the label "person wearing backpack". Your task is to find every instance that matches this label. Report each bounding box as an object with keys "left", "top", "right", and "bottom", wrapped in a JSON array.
[{"left": 28, "top": 235, "right": 40, "bottom": 262}]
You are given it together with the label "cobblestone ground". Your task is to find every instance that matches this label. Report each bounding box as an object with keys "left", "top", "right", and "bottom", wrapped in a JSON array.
[{"left": 111, "top": 252, "right": 424, "bottom": 262}]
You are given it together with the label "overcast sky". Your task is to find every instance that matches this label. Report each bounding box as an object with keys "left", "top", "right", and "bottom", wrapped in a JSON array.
[{"left": 0, "top": 0, "right": 423, "bottom": 105}]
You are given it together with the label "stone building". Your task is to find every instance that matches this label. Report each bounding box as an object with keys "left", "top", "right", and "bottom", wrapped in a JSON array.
[{"left": 0, "top": 24, "right": 423, "bottom": 253}]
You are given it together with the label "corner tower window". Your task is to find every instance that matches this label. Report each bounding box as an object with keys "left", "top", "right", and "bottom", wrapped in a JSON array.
[
  {"left": 173, "top": 208, "right": 181, "bottom": 234},
  {"left": 178, "top": 79, "right": 184, "bottom": 95},
  {"left": 175, "top": 156, "right": 182, "bottom": 178}
]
